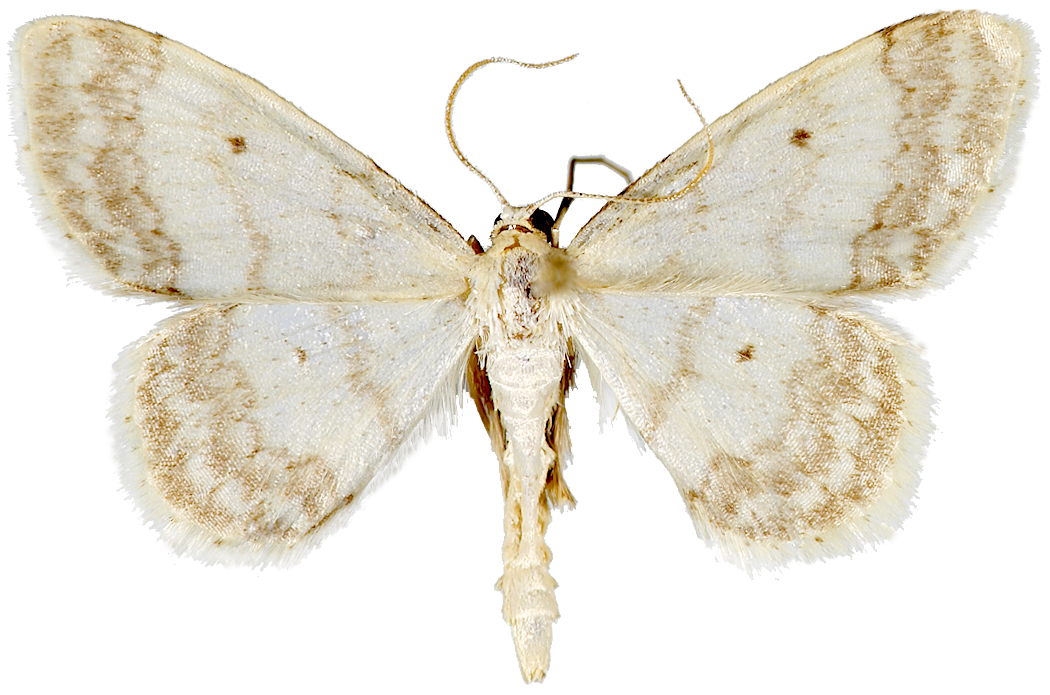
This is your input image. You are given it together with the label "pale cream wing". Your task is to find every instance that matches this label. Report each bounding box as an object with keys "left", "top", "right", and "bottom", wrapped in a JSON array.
[
  {"left": 570, "top": 12, "right": 1031, "bottom": 294},
  {"left": 116, "top": 298, "right": 474, "bottom": 565},
  {"left": 14, "top": 17, "right": 472, "bottom": 301},
  {"left": 567, "top": 293, "right": 929, "bottom": 569}
]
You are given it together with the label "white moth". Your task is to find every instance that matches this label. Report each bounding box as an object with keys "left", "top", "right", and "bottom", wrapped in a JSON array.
[{"left": 13, "top": 12, "right": 1032, "bottom": 683}]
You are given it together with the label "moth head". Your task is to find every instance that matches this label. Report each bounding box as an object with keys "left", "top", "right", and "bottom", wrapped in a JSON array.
[
  {"left": 490, "top": 205, "right": 578, "bottom": 298},
  {"left": 491, "top": 205, "right": 558, "bottom": 246}
]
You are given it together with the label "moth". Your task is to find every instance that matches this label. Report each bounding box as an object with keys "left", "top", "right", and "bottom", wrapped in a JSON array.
[{"left": 13, "top": 13, "right": 1031, "bottom": 682}]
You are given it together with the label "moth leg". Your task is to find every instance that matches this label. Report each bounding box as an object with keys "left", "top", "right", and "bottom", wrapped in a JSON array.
[{"left": 550, "top": 154, "right": 630, "bottom": 246}]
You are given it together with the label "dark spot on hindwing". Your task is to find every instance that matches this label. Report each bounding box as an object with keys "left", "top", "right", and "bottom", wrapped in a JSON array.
[{"left": 227, "top": 136, "right": 247, "bottom": 153}]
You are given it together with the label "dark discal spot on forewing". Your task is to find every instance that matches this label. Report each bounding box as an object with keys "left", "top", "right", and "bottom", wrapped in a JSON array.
[
  {"left": 736, "top": 344, "right": 755, "bottom": 362},
  {"left": 790, "top": 128, "right": 812, "bottom": 146},
  {"left": 227, "top": 136, "right": 247, "bottom": 153}
]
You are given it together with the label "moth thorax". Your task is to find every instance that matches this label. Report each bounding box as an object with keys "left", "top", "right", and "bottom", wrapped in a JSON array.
[{"left": 497, "top": 248, "right": 544, "bottom": 331}]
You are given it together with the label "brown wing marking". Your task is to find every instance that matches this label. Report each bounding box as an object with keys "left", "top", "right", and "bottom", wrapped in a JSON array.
[
  {"left": 467, "top": 346, "right": 508, "bottom": 466},
  {"left": 543, "top": 349, "right": 577, "bottom": 510}
]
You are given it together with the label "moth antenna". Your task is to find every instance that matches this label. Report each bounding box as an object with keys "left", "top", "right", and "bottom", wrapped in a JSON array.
[
  {"left": 673, "top": 78, "right": 715, "bottom": 193},
  {"left": 523, "top": 80, "right": 714, "bottom": 220},
  {"left": 446, "top": 55, "right": 579, "bottom": 213}
]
